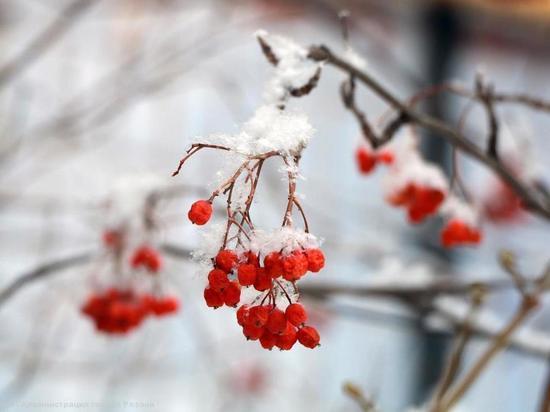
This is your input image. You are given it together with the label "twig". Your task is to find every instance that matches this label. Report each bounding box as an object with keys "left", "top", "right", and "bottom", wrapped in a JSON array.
[
  {"left": 343, "top": 382, "right": 378, "bottom": 412},
  {"left": 0, "top": 250, "right": 95, "bottom": 309},
  {"left": 307, "top": 45, "right": 550, "bottom": 219},
  {"left": 439, "top": 295, "right": 539, "bottom": 411},
  {"left": 430, "top": 285, "right": 485, "bottom": 411}
]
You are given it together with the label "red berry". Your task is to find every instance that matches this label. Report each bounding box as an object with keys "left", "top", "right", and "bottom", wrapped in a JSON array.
[
  {"left": 222, "top": 281, "right": 241, "bottom": 307},
  {"left": 388, "top": 183, "right": 416, "bottom": 206},
  {"left": 356, "top": 146, "right": 378, "bottom": 174},
  {"left": 285, "top": 303, "right": 307, "bottom": 326},
  {"left": 254, "top": 268, "right": 272, "bottom": 291},
  {"left": 264, "top": 252, "right": 283, "bottom": 278},
  {"left": 204, "top": 287, "right": 224, "bottom": 308},
  {"left": 243, "top": 324, "right": 264, "bottom": 341},
  {"left": 282, "top": 251, "right": 308, "bottom": 281},
  {"left": 130, "top": 246, "right": 162, "bottom": 273},
  {"left": 151, "top": 296, "right": 180, "bottom": 316},
  {"left": 248, "top": 305, "right": 271, "bottom": 328},
  {"left": 215, "top": 249, "right": 238, "bottom": 272},
  {"left": 188, "top": 200, "right": 212, "bottom": 225},
  {"left": 236, "top": 305, "right": 250, "bottom": 326},
  {"left": 245, "top": 251, "right": 260, "bottom": 267},
  {"left": 208, "top": 269, "right": 229, "bottom": 292},
  {"left": 297, "top": 326, "right": 320, "bottom": 349},
  {"left": 276, "top": 325, "right": 298, "bottom": 350},
  {"left": 483, "top": 181, "right": 523, "bottom": 222},
  {"left": 305, "top": 248, "right": 325, "bottom": 273},
  {"left": 266, "top": 308, "right": 287, "bottom": 335},
  {"left": 377, "top": 150, "right": 394, "bottom": 165},
  {"left": 441, "top": 219, "right": 482, "bottom": 248},
  {"left": 102, "top": 229, "right": 123, "bottom": 249},
  {"left": 237, "top": 264, "right": 257, "bottom": 287},
  {"left": 260, "top": 330, "right": 277, "bottom": 350}
]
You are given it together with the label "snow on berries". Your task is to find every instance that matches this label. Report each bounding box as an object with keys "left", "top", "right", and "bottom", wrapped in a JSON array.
[
  {"left": 439, "top": 197, "right": 483, "bottom": 248},
  {"left": 172, "top": 31, "right": 326, "bottom": 351},
  {"left": 354, "top": 129, "right": 485, "bottom": 248}
]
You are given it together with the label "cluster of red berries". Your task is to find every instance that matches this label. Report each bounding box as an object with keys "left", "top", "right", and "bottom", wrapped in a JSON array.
[
  {"left": 356, "top": 146, "right": 394, "bottom": 174},
  {"left": 201, "top": 246, "right": 324, "bottom": 350},
  {"left": 203, "top": 248, "right": 325, "bottom": 308},
  {"left": 130, "top": 245, "right": 163, "bottom": 273},
  {"left": 81, "top": 288, "right": 179, "bottom": 335},
  {"left": 236, "top": 303, "right": 320, "bottom": 350},
  {"left": 388, "top": 183, "right": 445, "bottom": 223},
  {"left": 441, "top": 219, "right": 482, "bottom": 248}
]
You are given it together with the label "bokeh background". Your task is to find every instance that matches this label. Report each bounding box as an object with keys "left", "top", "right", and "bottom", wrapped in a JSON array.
[{"left": 0, "top": 1, "right": 550, "bottom": 411}]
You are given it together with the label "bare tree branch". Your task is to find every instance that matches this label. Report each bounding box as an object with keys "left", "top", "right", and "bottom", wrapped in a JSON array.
[{"left": 307, "top": 45, "right": 550, "bottom": 219}]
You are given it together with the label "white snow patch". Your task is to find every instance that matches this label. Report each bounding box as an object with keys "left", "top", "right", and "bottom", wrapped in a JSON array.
[{"left": 247, "top": 227, "right": 320, "bottom": 257}]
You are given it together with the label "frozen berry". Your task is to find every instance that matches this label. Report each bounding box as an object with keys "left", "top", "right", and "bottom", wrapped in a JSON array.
[
  {"left": 264, "top": 252, "right": 283, "bottom": 278},
  {"left": 276, "top": 325, "right": 298, "bottom": 350},
  {"left": 254, "top": 268, "right": 272, "bottom": 291},
  {"left": 188, "top": 200, "right": 212, "bottom": 225},
  {"left": 238, "top": 264, "right": 257, "bottom": 287},
  {"left": 297, "top": 326, "right": 320, "bottom": 349},
  {"left": 260, "top": 330, "right": 277, "bottom": 350},
  {"left": 285, "top": 303, "right": 307, "bottom": 326},
  {"left": 215, "top": 249, "right": 238, "bottom": 272},
  {"left": 204, "top": 287, "right": 224, "bottom": 308},
  {"left": 266, "top": 308, "right": 287, "bottom": 335},
  {"left": 208, "top": 268, "right": 229, "bottom": 292},
  {"left": 305, "top": 248, "right": 325, "bottom": 273},
  {"left": 222, "top": 281, "right": 241, "bottom": 307},
  {"left": 282, "top": 251, "right": 308, "bottom": 281}
]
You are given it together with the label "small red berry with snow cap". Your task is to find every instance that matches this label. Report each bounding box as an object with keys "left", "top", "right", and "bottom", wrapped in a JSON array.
[
  {"left": 441, "top": 219, "right": 482, "bottom": 248},
  {"left": 297, "top": 325, "right": 320, "bottom": 349},
  {"left": 264, "top": 252, "right": 283, "bottom": 278},
  {"left": 282, "top": 250, "right": 308, "bottom": 281},
  {"left": 215, "top": 249, "right": 238, "bottom": 272},
  {"left": 188, "top": 200, "right": 212, "bottom": 225},
  {"left": 285, "top": 303, "right": 307, "bottom": 326}
]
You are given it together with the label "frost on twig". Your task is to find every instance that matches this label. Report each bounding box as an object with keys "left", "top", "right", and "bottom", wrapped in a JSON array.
[{"left": 256, "top": 30, "right": 322, "bottom": 104}]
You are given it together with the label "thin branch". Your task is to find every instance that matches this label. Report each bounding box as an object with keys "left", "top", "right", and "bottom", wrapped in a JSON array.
[
  {"left": 307, "top": 45, "right": 550, "bottom": 219},
  {"left": 440, "top": 295, "right": 539, "bottom": 411},
  {"left": 430, "top": 286, "right": 485, "bottom": 411},
  {"left": 0, "top": 250, "right": 95, "bottom": 309}
]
